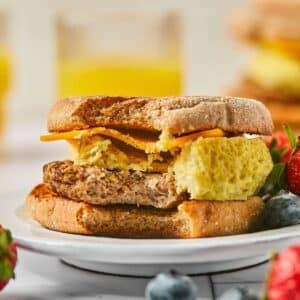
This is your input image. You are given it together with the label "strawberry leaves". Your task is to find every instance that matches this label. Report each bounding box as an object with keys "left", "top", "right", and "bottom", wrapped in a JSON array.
[
  {"left": 0, "top": 258, "right": 14, "bottom": 280},
  {"left": 0, "top": 229, "right": 12, "bottom": 255},
  {"left": 268, "top": 163, "right": 286, "bottom": 190},
  {"left": 260, "top": 124, "right": 299, "bottom": 198},
  {"left": 269, "top": 138, "right": 288, "bottom": 164},
  {"left": 283, "top": 124, "right": 297, "bottom": 150},
  {"left": 260, "top": 163, "right": 287, "bottom": 198},
  {"left": 0, "top": 229, "right": 15, "bottom": 281},
  {"left": 283, "top": 123, "right": 300, "bottom": 153}
]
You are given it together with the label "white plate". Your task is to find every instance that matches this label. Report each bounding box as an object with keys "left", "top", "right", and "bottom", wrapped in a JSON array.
[{"left": 3, "top": 193, "right": 300, "bottom": 276}]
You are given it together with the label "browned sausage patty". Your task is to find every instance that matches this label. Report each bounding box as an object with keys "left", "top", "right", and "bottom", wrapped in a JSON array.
[{"left": 43, "top": 160, "right": 187, "bottom": 209}]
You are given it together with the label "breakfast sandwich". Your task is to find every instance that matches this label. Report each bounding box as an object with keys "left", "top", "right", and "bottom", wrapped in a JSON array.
[
  {"left": 227, "top": 0, "right": 300, "bottom": 131},
  {"left": 26, "top": 95, "right": 273, "bottom": 238}
]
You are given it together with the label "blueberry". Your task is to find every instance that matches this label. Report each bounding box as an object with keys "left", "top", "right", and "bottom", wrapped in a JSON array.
[
  {"left": 263, "top": 190, "right": 300, "bottom": 229},
  {"left": 218, "top": 287, "right": 258, "bottom": 300},
  {"left": 145, "top": 270, "right": 198, "bottom": 300}
]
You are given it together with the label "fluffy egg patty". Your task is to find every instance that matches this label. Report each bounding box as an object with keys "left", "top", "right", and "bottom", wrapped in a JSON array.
[{"left": 172, "top": 137, "right": 273, "bottom": 201}]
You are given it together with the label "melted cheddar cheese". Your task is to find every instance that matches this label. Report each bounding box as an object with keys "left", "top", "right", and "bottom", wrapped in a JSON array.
[{"left": 40, "top": 128, "right": 226, "bottom": 153}]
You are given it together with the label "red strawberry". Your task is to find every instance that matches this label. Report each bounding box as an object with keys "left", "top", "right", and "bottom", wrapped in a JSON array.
[
  {"left": 0, "top": 226, "right": 17, "bottom": 291},
  {"left": 287, "top": 148, "right": 300, "bottom": 195},
  {"left": 264, "top": 131, "right": 293, "bottom": 163},
  {"left": 267, "top": 245, "right": 300, "bottom": 300}
]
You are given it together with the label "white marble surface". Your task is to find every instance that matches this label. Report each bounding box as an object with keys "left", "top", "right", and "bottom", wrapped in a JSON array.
[
  {"left": 0, "top": 249, "right": 269, "bottom": 300},
  {"left": 0, "top": 122, "right": 270, "bottom": 299}
]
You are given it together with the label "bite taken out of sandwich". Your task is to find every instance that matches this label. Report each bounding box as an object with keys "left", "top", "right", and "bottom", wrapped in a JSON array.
[{"left": 26, "top": 95, "right": 274, "bottom": 238}]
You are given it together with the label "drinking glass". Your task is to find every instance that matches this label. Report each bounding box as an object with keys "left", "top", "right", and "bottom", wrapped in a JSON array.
[
  {"left": 0, "top": 13, "right": 10, "bottom": 140},
  {"left": 56, "top": 11, "right": 183, "bottom": 97}
]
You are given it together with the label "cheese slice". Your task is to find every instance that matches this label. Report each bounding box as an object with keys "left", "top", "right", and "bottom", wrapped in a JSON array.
[
  {"left": 170, "top": 129, "right": 226, "bottom": 148},
  {"left": 41, "top": 127, "right": 158, "bottom": 153},
  {"left": 40, "top": 127, "right": 225, "bottom": 153}
]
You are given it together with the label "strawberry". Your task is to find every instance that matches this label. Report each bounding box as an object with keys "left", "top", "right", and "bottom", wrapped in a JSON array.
[
  {"left": 267, "top": 245, "right": 300, "bottom": 300},
  {"left": 261, "top": 125, "right": 300, "bottom": 197},
  {"left": 264, "top": 131, "right": 293, "bottom": 163},
  {"left": 287, "top": 141, "right": 300, "bottom": 196},
  {"left": 0, "top": 226, "right": 17, "bottom": 291}
]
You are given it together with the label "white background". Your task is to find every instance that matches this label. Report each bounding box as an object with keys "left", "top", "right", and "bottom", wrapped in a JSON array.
[{"left": 0, "top": 0, "right": 248, "bottom": 125}]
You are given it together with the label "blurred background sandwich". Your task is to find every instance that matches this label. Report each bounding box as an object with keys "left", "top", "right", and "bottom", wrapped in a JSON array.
[{"left": 228, "top": 0, "right": 300, "bottom": 131}]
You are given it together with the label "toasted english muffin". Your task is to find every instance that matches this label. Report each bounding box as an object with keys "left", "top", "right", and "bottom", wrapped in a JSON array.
[
  {"left": 47, "top": 95, "right": 273, "bottom": 135},
  {"left": 26, "top": 184, "right": 265, "bottom": 238}
]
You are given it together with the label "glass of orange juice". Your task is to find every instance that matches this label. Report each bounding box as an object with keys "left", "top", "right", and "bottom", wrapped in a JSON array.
[
  {"left": 56, "top": 12, "right": 183, "bottom": 98},
  {"left": 0, "top": 14, "right": 10, "bottom": 140}
]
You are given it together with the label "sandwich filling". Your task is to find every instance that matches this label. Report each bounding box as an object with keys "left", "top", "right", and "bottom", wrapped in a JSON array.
[
  {"left": 71, "top": 136, "right": 170, "bottom": 172},
  {"left": 41, "top": 128, "right": 273, "bottom": 202}
]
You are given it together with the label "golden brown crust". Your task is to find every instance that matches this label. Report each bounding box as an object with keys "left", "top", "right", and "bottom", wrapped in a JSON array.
[
  {"left": 179, "top": 198, "right": 264, "bottom": 238},
  {"left": 26, "top": 184, "right": 264, "bottom": 239},
  {"left": 226, "top": 78, "right": 300, "bottom": 130},
  {"left": 26, "top": 184, "right": 91, "bottom": 234},
  {"left": 47, "top": 96, "right": 273, "bottom": 135}
]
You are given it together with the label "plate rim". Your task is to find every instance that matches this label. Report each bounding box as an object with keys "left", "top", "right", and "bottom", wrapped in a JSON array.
[{"left": 9, "top": 205, "right": 300, "bottom": 264}]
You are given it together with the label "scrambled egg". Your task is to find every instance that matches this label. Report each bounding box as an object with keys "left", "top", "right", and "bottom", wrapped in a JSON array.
[
  {"left": 172, "top": 137, "right": 273, "bottom": 201},
  {"left": 248, "top": 46, "right": 300, "bottom": 95},
  {"left": 73, "top": 136, "right": 168, "bottom": 172}
]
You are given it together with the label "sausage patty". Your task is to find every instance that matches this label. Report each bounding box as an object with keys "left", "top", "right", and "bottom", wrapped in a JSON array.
[{"left": 43, "top": 160, "right": 187, "bottom": 209}]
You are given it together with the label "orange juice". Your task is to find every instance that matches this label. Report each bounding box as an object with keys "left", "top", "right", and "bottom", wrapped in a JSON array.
[
  {"left": 0, "top": 48, "right": 10, "bottom": 137},
  {"left": 58, "top": 55, "right": 182, "bottom": 98}
]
